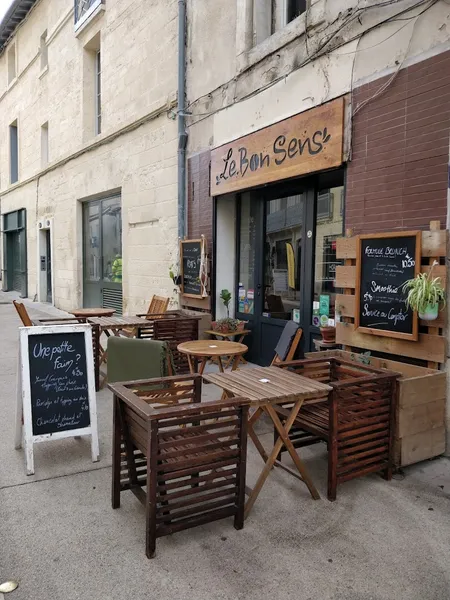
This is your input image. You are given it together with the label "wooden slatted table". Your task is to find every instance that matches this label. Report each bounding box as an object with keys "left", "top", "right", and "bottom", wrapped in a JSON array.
[
  {"left": 203, "top": 366, "right": 332, "bottom": 518},
  {"left": 87, "top": 316, "right": 152, "bottom": 387}
]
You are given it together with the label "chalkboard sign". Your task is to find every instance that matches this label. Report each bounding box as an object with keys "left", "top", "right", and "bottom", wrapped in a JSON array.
[
  {"left": 16, "top": 324, "right": 99, "bottom": 475},
  {"left": 355, "top": 232, "right": 421, "bottom": 341},
  {"left": 180, "top": 239, "right": 203, "bottom": 297}
]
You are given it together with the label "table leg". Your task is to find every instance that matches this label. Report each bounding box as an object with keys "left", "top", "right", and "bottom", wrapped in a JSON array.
[
  {"left": 187, "top": 354, "right": 196, "bottom": 375},
  {"left": 247, "top": 408, "right": 268, "bottom": 463},
  {"left": 266, "top": 403, "right": 320, "bottom": 501},
  {"left": 230, "top": 354, "right": 242, "bottom": 371},
  {"left": 198, "top": 357, "right": 208, "bottom": 375},
  {"left": 217, "top": 356, "right": 225, "bottom": 373}
]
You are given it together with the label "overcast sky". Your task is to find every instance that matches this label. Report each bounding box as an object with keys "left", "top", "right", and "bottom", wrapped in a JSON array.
[{"left": 0, "top": 0, "right": 14, "bottom": 23}]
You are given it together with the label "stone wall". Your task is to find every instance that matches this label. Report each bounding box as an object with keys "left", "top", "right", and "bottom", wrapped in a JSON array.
[{"left": 0, "top": 0, "right": 179, "bottom": 312}]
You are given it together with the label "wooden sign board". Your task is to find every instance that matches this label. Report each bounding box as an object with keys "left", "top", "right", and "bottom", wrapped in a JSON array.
[
  {"left": 180, "top": 238, "right": 204, "bottom": 298},
  {"left": 210, "top": 97, "right": 344, "bottom": 196},
  {"left": 355, "top": 232, "right": 421, "bottom": 341},
  {"left": 15, "top": 324, "right": 99, "bottom": 475}
]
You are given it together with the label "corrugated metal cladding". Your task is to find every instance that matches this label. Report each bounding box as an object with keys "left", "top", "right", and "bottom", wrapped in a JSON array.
[
  {"left": 0, "top": 0, "right": 37, "bottom": 52},
  {"left": 347, "top": 49, "right": 450, "bottom": 233}
]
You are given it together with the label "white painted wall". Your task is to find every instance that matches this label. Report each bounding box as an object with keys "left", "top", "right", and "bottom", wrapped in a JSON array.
[{"left": 215, "top": 195, "right": 237, "bottom": 319}]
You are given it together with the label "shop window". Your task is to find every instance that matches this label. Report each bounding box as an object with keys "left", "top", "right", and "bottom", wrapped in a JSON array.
[
  {"left": 237, "top": 193, "right": 257, "bottom": 315},
  {"left": 264, "top": 193, "right": 304, "bottom": 319},
  {"left": 312, "top": 186, "right": 344, "bottom": 328}
]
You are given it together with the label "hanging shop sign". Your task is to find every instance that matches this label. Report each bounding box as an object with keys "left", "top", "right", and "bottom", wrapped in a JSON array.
[
  {"left": 355, "top": 232, "right": 421, "bottom": 341},
  {"left": 210, "top": 97, "right": 345, "bottom": 195},
  {"left": 15, "top": 324, "right": 99, "bottom": 475}
]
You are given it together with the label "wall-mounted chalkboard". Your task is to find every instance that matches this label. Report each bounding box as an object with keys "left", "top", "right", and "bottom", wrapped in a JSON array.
[
  {"left": 355, "top": 232, "right": 421, "bottom": 341},
  {"left": 16, "top": 324, "right": 99, "bottom": 475},
  {"left": 180, "top": 239, "right": 203, "bottom": 297}
]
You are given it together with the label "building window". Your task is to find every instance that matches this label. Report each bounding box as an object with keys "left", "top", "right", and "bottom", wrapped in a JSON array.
[
  {"left": 9, "top": 120, "right": 18, "bottom": 184},
  {"left": 8, "top": 43, "right": 16, "bottom": 84},
  {"left": 95, "top": 50, "right": 101, "bottom": 135},
  {"left": 74, "top": 0, "right": 103, "bottom": 28},
  {"left": 253, "top": 0, "right": 309, "bottom": 45},
  {"left": 40, "top": 31, "right": 48, "bottom": 71},
  {"left": 41, "top": 122, "right": 49, "bottom": 167},
  {"left": 287, "top": 0, "right": 307, "bottom": 23}
]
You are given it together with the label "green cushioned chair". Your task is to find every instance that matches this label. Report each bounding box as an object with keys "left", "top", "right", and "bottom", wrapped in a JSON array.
[{"left": 107, "top": 337, "right": 174, "bottom": 384}]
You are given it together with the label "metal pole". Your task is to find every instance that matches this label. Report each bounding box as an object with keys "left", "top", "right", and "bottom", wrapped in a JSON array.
[{"left": 177, "top": 0, "right": 187, "bottom": 240}]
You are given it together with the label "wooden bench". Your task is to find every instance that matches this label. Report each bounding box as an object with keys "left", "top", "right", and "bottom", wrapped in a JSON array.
[
  {"left": 109, "top": 374, "right": 250, "bottom": 558},
  {"left": 274, "top": 357, "right": 399, "bottom": 501}
]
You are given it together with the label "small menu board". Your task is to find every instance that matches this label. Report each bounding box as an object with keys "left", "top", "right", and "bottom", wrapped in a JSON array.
[
  {"left": 355, "top": 232, "right": 421, "bottom": 341},
  {"left": 16, "top": 324, "right": 99, "bottom": 475},
  {"left": 180, "top": 239, "right": 203, "bottom": 297}
]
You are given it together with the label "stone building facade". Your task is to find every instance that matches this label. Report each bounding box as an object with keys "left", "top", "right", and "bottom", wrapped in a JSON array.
[{"left": 0, "top": 0, "right": 180, "bottom": 314}]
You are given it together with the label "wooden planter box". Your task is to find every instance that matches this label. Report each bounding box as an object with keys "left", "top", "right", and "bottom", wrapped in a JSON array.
[{"left": 305, "top": 349, "right": 446, "bottom": 467}]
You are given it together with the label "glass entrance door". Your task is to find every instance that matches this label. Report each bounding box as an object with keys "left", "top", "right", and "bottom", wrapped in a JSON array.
[
  {"left": 234, "top": 172, "right": 344, "bottom": 364},
  {"left": 83, "top": 195, "right": 123, "bottom": 313},
  {"left": 236, "top": 186, "right": 308, "bottom": 365}
]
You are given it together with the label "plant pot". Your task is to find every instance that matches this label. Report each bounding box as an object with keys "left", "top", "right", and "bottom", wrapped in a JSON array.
[
  {"left": 320, "top": 326, "right": 336, "bottom": 343},
  {"left": 418, "top": 303, "right": 439, "bottom": 321}
]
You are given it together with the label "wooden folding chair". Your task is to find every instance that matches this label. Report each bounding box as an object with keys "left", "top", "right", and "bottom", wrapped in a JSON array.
[
  {"left": 13, "top": 300, "right": 33, "bottom": 326},
  {"left": 271, "top": 322, "right": 303, "bottom": 366},
  {"left": 146, "top": 295, "right": 170, "bottom": 317}
]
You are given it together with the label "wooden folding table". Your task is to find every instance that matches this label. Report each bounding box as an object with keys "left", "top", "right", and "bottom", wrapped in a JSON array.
[{"left": 203, "top": 366, "right": 332, "bottom": 518}]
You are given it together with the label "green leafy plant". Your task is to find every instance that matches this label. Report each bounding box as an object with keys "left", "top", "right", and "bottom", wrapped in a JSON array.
[
  {"left": 402, "top": 270, "right": 446, "bottom": 315},
  {"left": 220, "top": 289, "right": 232, "bottom": 318}
]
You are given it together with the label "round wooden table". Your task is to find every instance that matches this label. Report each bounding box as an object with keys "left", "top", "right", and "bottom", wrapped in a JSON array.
[
  {"left": 177, "top": 340, "right": 248, "bottom": 375},
  {"left": 70, "top": 308, "right": 116, "bottom": 319}
]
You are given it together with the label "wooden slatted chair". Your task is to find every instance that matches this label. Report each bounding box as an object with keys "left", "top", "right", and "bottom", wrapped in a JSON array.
[
  {"left": 271, "top": 321, "right": 303, "bottom": 365},
  {"left": 109, "top": 374, "right": 250, "bottom": 558},
  {"left": 13, "top": 300, "right": 33, "bottom": 326},
  {"left": 145, "top": 294, "right": 170, "bottom": 318},
  {"left": 273, "top": 357, "right": 399, "bottom": 500}
]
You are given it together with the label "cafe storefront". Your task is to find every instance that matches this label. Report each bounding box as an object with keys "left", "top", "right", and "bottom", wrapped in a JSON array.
[{"left": 211, "top": 98, "right": 346, "bottom": 364}]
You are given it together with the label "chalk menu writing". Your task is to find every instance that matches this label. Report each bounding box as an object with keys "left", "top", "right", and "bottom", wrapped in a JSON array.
[
  {"left": 28, "top": 332, "right": 91, "bottom": 435},
  {"left": 359, "top": 236, "right": 417, "bottom": 335},
  {"left": 182, "top": 240, "right": 202, "bottom": 296}
]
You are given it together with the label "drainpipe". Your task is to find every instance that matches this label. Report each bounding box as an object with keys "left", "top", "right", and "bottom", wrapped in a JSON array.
[{"left": 178, "top": 0, "right": 188, "bottom": 240}]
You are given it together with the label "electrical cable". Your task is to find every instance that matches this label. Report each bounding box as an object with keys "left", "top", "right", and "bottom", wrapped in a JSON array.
[{"left": 183, "top": 0, "right": 439, "bottom": 127}]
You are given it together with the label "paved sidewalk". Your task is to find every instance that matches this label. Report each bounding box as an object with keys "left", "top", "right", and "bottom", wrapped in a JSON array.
[{"left": 1, "top": 295, "right": 449, "bottom": 600}]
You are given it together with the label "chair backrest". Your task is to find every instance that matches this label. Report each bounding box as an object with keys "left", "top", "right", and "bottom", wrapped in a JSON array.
[
  {"left": 271, "top": 321, "right": 302, "bottom": 365},
  {"left": 153, "top": 317, "right": 199, "bottom": 374},
  {"left": 146, "top": 295, "right": 169, "bottom": 317},
  {"left": 107, "top": 337, "right": 174, "bottom": 384},
  {"left": 13, "top": 300, "right": 33, "bottom": 326}
]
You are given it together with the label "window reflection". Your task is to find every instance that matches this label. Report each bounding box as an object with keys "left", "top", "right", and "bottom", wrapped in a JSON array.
[
  {"left": 312, "top": 186, "right": 344, "bottom": 327},
  {"left": 264, "top": 193, "right": 304, "bottom": 320}
]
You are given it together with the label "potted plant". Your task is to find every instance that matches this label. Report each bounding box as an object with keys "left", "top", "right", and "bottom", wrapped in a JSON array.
[
  {"left": 320, "top": 326, "right": 336, "bottom": 343},
  {"left": 402, "top": 268, "right": 446, "bottom": 321},
  {"left": 219, "top": 289, "right": 232, "bottom": 318},
  {"left": 211, "top": 317, "right": 244, "bottom": 334},
  {"left": 169, "top": 264, "right": 182, "bottom": 287}
]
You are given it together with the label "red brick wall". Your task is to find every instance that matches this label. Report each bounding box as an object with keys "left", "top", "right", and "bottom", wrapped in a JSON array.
[
  {"left": 187, "top": 150, "right": 213, "bottom": 251},
  {"left": 346, "top": 50, "right": 450, "bottom": 233}
]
